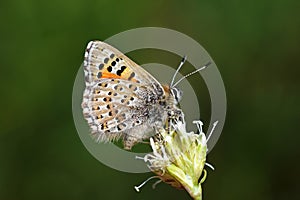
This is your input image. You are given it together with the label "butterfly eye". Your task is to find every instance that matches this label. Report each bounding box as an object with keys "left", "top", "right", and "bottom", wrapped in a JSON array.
[
  {"left": 172, "top": 88, "right": 177, "bottom": 97},
  {"left": 171, "top": 87, "right": 183, "bottom": 103}
]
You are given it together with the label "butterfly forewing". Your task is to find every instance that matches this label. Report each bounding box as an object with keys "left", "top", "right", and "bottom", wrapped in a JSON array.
[{"left": 84, "top": 41, "right": 162, "bottom": 88}]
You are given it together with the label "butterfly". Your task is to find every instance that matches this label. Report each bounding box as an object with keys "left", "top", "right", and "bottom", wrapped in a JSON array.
[{"left": 81, "top": 41, "right": 209, "bottom": 150}]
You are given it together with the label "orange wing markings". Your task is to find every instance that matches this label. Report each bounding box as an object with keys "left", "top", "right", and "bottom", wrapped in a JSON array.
[
  {"left": 101, "top": 72, "right": 121, "bottom": 79},
  {"left": 101, "top": 72, "right": 138, "bottom": 82}
]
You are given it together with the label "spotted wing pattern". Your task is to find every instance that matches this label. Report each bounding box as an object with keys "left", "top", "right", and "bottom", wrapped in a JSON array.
[
  {"left": 82, "top": 41, "right": 165, "bottom": 144},
  {"left": 83, "top": 41, "right": 162, "bottom": 91}
]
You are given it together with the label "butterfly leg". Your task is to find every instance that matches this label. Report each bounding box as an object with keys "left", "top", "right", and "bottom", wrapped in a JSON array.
[{"left": 166, "top": 108, "right": 184, "bottom": 132}]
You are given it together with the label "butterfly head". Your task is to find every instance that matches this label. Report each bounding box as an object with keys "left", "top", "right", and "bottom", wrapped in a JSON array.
[{"left": 170, "top": 87, "right": 183, "bottom": 104}]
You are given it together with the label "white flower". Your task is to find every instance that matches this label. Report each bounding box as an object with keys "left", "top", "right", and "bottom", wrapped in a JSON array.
[{"left": 135, "top": 119, "right": 218, "bottom": 200}]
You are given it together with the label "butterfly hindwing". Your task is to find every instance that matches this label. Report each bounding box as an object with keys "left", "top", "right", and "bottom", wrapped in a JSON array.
[{"left": 82, "top": 78, "right": 149, "bottom": 142}]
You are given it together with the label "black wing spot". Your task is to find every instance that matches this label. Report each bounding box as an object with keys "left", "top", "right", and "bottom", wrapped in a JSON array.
[
  {"left": 104, "top": 58, "right": 109, "bottom": 64},
  {"left": 111, "top": 61, "right": 116, "bottom": 66},
  {"left": 98, "top": 63, "right": 104, "bottom": 70},
  {"left": 129, "top": 84, "right": 137, "bottom": 91},
  {"left": 94, "top": 90, "right": 100, "bottom": 94},
  {"left": 128, "top": 72, "right": 135, "bottom": 80},
  {"left": 97, "top": 72, "right": 102, "bottom": 78},
  {"left": 121, "top": 123, "right": 126, "bottom": 127},
  {"left": 116, "top": 66, "right": 127, "bottom": 76},
  {"left": 99, "top": 83, "right": 108, "bottom": 87},
  {"left": 107, "top": 66, "right": 112, "bottom": 72},
  {"left": 103, "top": 97, "right": 112, "bottom": 102}
]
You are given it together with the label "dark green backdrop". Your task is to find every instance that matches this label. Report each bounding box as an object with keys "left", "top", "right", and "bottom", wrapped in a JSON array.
[{"left": 1, "top": 0, "right": 299, "bottom": 200}]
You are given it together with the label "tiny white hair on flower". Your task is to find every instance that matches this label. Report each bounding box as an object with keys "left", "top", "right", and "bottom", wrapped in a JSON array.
[{"left": 135, "top": 118, "right": 218, "bottom": 200}]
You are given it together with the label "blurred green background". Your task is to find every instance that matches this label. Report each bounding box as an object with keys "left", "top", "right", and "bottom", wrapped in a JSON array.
[{"left": 1, "top": 0, "right": 299, "bottom": 199}]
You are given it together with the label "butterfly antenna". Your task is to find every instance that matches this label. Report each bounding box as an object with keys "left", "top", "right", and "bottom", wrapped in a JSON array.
[
  {"left": 172, "top": 61, "right": 212, "bottom": 88},
  {"left": 170, "top": 56, "right": 187, "bottom": 87}
]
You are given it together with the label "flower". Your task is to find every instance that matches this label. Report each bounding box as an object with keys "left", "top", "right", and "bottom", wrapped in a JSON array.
[{"left": 135, "top": 119, "right": 218, "bottom": 200}]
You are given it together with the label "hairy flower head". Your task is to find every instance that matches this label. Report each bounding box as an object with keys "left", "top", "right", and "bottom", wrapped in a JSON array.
[{"left": 135, "top": 119, "right": 218, "bottom": 200}]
